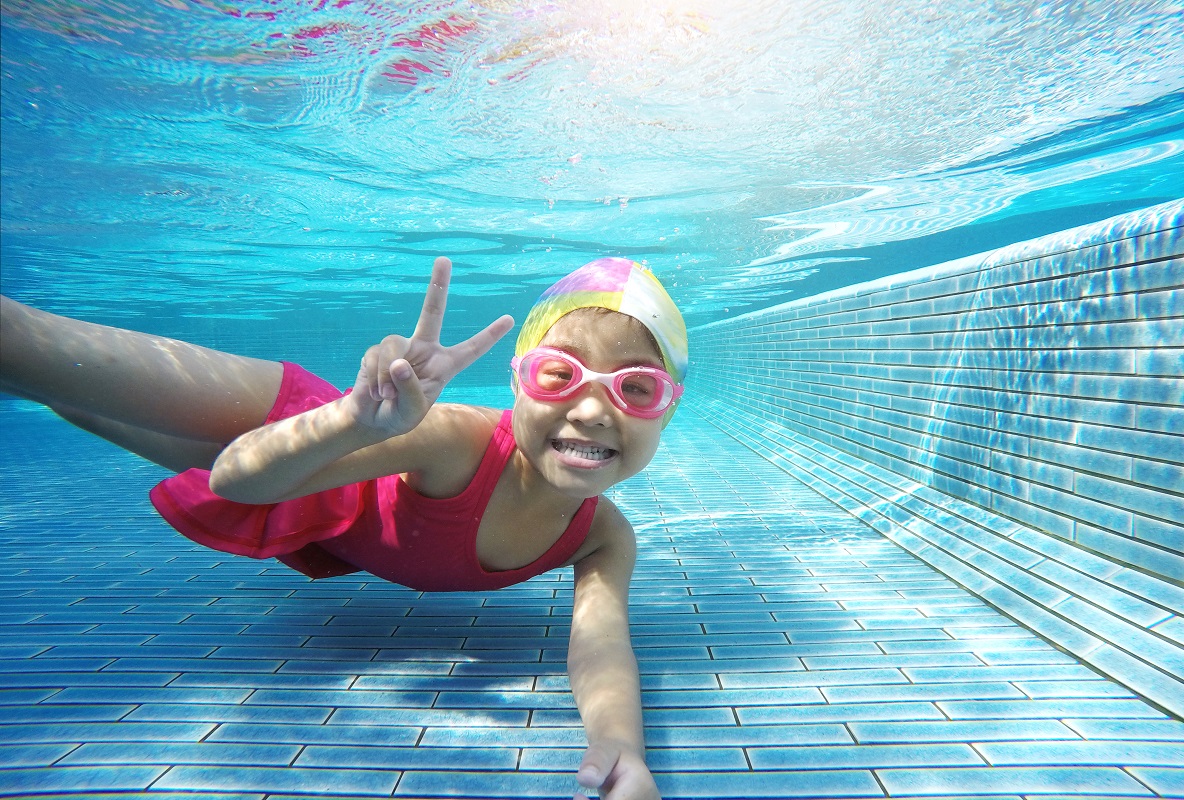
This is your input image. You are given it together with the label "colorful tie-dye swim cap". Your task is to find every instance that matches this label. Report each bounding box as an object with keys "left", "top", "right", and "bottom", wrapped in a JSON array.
[{"left": 516, "top": 258, "right": 688, "bottom": 420}]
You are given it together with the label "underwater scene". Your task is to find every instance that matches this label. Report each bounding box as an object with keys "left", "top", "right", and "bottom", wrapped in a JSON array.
[
  {"left": 3, "top": 0, "right": 1183, "bottom": 378},
  {"left": 1, "top": 1, "right": 1182, "bottom": 799}
]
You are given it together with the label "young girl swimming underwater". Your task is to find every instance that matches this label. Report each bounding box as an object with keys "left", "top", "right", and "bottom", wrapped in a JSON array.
[{"left": 0, "top": 256, "right": 688, "bottom": 800}]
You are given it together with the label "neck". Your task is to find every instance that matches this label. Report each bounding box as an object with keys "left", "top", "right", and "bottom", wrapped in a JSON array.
[{"left": 507, "top": 449, "right": 590, "bottom": 514}]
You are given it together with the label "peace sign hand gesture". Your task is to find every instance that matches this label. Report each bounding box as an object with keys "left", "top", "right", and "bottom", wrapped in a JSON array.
[{"left": 348, "top": 257, "right": 514, "bottom": 436}]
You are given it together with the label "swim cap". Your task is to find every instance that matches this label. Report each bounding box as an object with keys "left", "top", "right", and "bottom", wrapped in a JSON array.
[{"left": 515, "top": 258, "right": 688, "bottom": 422}]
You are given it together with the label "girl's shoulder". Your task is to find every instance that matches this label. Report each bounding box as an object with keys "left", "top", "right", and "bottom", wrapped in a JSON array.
[
  {"left": 430, "top": 402, "right": 505, "bottom": 446},
  {"left": 418, "top": 402, "right": 502, "bottom": 439},
  {"left": 402, "top": 403, "right": 504, "bottom": 496},
  {"left": 565, "top": 496, "right": 635, "bottom": 568}
]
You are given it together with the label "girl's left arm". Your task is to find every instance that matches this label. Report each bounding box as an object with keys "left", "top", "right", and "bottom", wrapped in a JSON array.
[{"left": 568, "top": 503, "right": 661, "bottom": 800}]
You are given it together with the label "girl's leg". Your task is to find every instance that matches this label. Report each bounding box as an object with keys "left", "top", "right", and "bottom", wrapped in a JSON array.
[
  {"left": 51, "top": 403, "right": 225, "bottom": 472},
  {"left": 0, "top": 296, "right": 284, "bottom": 444}
]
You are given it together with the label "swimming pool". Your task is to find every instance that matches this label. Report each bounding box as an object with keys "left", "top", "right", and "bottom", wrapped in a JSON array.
[{"left": 2, "top": 1, "right": 1182, "bottom": 797}]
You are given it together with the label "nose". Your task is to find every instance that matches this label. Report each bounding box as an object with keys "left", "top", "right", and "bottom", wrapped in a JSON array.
[{"left": 565, "top": 382, "right": 615, "bottom": 426}]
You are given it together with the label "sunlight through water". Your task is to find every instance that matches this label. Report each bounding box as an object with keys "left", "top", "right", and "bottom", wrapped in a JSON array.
[{"left": 2, "top": 0, "right": 1181, "bottom": 340}]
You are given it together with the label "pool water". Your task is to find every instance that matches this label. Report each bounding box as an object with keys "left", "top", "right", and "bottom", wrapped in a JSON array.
[
  {"left": 4, "top": 387, "right": 1182, "bottom": 798},
  {"left": 3, "top": 0, "right": 1182, "bottom": 339},
  {"left": 2, "top": 1, "right": 1183, "bottom": 797}
]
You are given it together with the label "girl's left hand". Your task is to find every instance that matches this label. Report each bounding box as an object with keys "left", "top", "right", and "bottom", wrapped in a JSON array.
[{"left": 575, "top": 743, "right": 660, "bottom": 800}]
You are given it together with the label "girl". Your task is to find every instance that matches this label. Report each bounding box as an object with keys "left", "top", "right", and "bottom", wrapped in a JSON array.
[{"left": 0, "top": 256, "right": 688, "bottom": 800}]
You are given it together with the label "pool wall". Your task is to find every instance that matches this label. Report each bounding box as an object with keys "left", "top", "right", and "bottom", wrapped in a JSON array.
[{"left": 685, "top": 199, "right": 1184, "bottom": 716}]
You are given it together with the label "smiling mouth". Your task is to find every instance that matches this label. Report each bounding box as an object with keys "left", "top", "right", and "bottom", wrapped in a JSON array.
[{"left": 551, "top": 439, "right": 618, "bottom": 462}]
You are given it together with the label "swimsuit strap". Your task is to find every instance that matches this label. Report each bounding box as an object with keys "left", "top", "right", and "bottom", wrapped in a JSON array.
[{"left": 465, "top": 409, "right": 517, "bottom": 520}]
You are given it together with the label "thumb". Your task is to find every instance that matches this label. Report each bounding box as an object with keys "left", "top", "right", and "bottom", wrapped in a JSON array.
[
  {"left": 577, "top": 743, "right": 621, "bottom": 793},
  {"left": 389, "top": 358, "right": 429, "bottom": 419}
]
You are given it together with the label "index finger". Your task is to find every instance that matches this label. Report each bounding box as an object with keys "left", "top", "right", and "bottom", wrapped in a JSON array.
[{"left": 411, "top": 256, "right": 452, "bottom": 343}]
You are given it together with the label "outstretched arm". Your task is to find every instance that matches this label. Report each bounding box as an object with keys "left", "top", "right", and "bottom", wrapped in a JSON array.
[
  {"left": 568, "top": 504, "right": 660, "bottom": 800},
  {"left": 209, "top": 257, "right": 513, "bottom": 503}
]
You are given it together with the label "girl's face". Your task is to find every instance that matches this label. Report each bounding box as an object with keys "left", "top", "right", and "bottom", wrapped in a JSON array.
[{"left": 512, "top": 309, "right": 665, "bottom": 499}]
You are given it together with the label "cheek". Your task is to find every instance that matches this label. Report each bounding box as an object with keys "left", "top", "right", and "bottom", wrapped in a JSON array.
[
  {"left": 511, "top": 397, "right": 550, "bottom": 441},
  {"left": 624, "top": 424, "right": 662, "bottom": 466}
]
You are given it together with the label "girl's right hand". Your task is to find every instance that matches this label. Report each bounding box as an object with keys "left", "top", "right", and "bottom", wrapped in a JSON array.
[{"left": 346, "top": 257, "right": 514, "bottom": 436}]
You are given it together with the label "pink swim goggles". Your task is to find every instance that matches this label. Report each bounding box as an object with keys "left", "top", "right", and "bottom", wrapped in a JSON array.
[{"left": 511, "top": 347, "right": 684, "bottom": 419}]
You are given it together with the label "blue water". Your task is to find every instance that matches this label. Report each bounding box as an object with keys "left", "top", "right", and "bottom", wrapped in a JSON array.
[
  {"left": 3, "top": 4, "right": 1184, "bottom": 796},
  {"left": 3, "top": 0, "right": 1182, "bottom": 369}
]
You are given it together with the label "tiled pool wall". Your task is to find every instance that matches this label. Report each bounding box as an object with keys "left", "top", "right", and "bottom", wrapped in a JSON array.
[{"left": 684, "top": 199, "right": 1184, "bottom": 717}]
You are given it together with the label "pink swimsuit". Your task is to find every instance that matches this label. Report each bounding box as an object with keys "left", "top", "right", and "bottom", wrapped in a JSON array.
[{"left": 149, "top": 362, "right": 597, "bottom": 591}]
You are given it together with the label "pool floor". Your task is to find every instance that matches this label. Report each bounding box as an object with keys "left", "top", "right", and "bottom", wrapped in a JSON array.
[{"left": 1, "top": 401, "right": 1182, "bottom": 798}]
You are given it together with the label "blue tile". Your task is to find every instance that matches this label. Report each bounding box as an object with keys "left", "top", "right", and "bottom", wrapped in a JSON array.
[
  {"left": 822, "top": 682, "right": 1025, "bottom": 703},
  {"left": 902, "top": 665, "right": 1099, "bottom": 682},
  {"left": 296, "top": 745, "right": 518, "bottom": 770},
  {"left": 433, "top": 690, "right": 576, "bottom": 709},
  {"left": 246, "top": 688, "right": 437, "bottom": 708},
  {"left": 418, "top": 727, "right": 588, "bottom": 747},
  {"left": 739, "top": 702, "right": 948, "bottom": 725},
  {"left": 654, "top": 769, "right": 884, "bottom": 798},
  {"left": 0, "top": 765, "right": 168, "bottom": 794},
  {"left": 50, "top": 686, "right": 252, "bottom": 705},
  {"left": 976, "top": 740, "right": 1184, "bottom": 766},
  {"left": 645, "top": 724, "right": 853, "bottom": 747},
  {"left": 1013, "top": 680, "right": 1136, "bottom": 699},
  {"left": 1061, "top": 719, "right": 1184, "bottom": 741},
  {"left": 207, "top": 722, "right": 421, "bottom": 747},
  {"left": 356, "top": 674, "right": 536, "bottom": 692},
  {"left": 937, "top": 699, "right": 1165, "bottom": 720},
  {"left": 849, "top": 719, "right": 1081, "bottom": 743},
  {"left": 280, "top": 658, "right": 451, "bottom": 676},
  {"left": 125, "top": 703, "right": 331, "bottom": 724},
  {"left": 0, "top": 722, "right": 216, "bottom": 744},
  {"left": 1076, "top": 523, "right": 1184, "bottom": 580},
  {"left": 963, "top": 647, "right": 1076, "bottom": 665},
  {"left": 519, "top": 746, "right": 750, "bottom": 771},
  {"left": 58, "top": 742, "right": 301, "bottom": 766},
  {"left": 169, "top": 672, "right": 355, "bottom": 690},
  {"left": 0, "top": 670, "right": 178, "bottom": 688},
  {"left": 1126, "top": 766, "right": 1184, "bottom": 796},
  {"left": 394, "top": 770, "right": 574, "bottom": 798},
  {"left": 876, "top": 766, "right": 1153, "bottom": 796},
  {"left": 719, "top": 668, "right": 908, "bottom": 689},
  {"left": 6, "top": 704, "right": 136, "bottom": 723},
  {"left": 328, "top": 706, "right": 529, "bottom": 727},
  {"left": 38, "top": 644, "right": 218, "bottom": 659},
  {"left": 105, "top": 657, "right": 285, "bottom": 673},
  {"left": 0, "top": 742, "right": 79, "bottom": 767},
  {"left": 748, "top": 743, "right": 984, "bottom": 769},
  {"left": 212, "top": 645, "right": 381, "bottom": 661},
  {"left": 647, "top": 687, "right": 825, "bottom": 707},
  {"left": 1077, "top": 473, "right": 1183, "bottom": 525},
  {"left": 154, "top": 765, "right": 399, "bottom": 796},
  {"left": 0, "top": 653, "right": 113, "bottom": 672},
  {"left": 1131, "top": 513, "right": 1184, "bottom": 551}
]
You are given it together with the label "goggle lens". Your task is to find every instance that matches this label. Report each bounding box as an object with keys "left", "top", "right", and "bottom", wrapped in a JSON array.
[{"left": 512, "top": 348, "right": 682, "bottom": 418}]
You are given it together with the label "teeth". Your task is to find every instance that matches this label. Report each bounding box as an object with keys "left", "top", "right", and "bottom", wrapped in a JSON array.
[{"left": 554, "top": 440, "right": 614, "bottom": 460}]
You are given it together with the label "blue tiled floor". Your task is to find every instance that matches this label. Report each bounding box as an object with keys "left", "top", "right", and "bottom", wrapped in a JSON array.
[{"left": 2, "top": 397, "right": 1182, "bottom": 799}]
